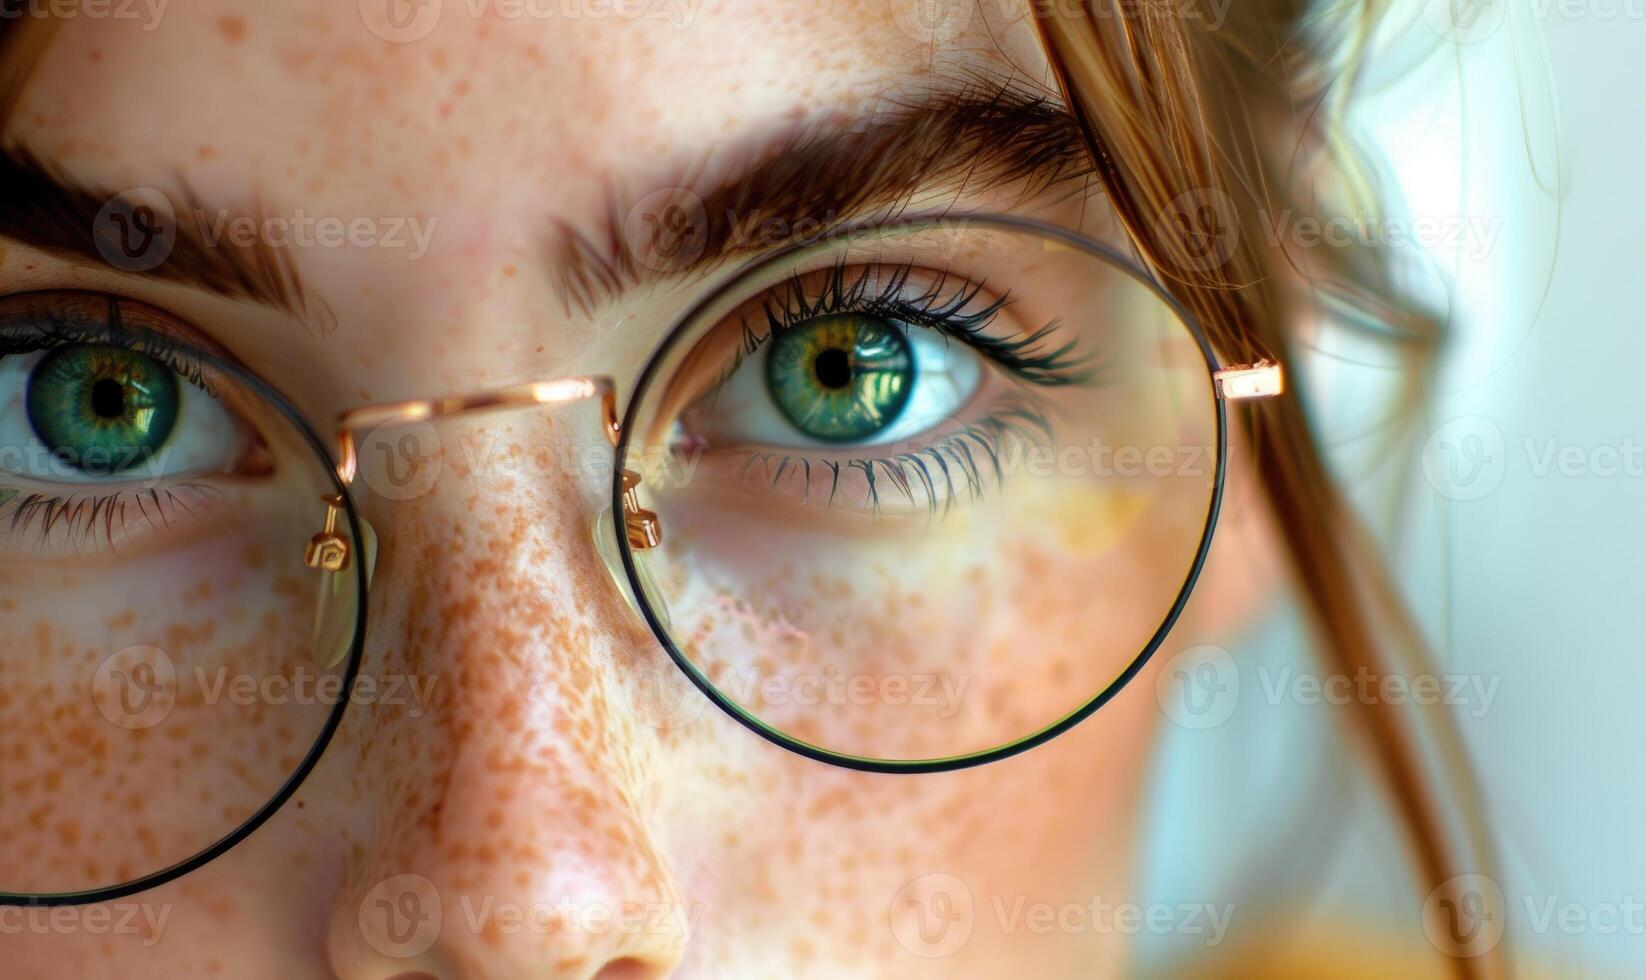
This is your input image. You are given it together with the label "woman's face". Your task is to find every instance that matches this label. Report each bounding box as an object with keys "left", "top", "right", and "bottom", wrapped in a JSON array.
[{"left": 0, "top": 2, "right": 1272, "bottom": 976}]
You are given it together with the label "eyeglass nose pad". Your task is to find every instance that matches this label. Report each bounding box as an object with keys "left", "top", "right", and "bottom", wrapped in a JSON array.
[
  {"left": 315, "top": 516, "right": 378, "bottom": 669},
  {"left": 593, "top": 507, "right": 671, "bottom": 631}
]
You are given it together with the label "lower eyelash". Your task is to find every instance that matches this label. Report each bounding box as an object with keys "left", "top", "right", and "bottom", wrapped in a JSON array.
[
  {"left": 733, "top": 392, "right": 1054, "bottom": 515},
  {"left": 0, "top": 483, "right": 224, "bottom": 555}
]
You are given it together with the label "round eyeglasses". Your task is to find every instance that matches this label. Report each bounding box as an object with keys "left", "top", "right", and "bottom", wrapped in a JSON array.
[{"left": 0, "top": 213, "right": 1279, "bottom": 904}]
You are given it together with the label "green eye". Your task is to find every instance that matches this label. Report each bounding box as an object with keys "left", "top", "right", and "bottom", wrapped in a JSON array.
[
  {"left": 764, "top": 314, "right": 915, "bottom": 443},
  {"left": 26, "top": 344, "right": 180, "bottom": 475}
]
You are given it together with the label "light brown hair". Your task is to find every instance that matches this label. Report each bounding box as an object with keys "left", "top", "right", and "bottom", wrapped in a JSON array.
[{"left": 1032, "top": 1, "right": 1504, "bottom": 976}]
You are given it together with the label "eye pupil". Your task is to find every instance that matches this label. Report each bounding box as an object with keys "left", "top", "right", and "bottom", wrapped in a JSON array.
[
  {"left": 765, "top": 315, "right": 913, "bottom": 443},
  {"left": 26, "top": 344, "right": 180, "bottom": 475},
  {"left": 813, "top": 347, "right": 853, "bottom": 390},
  {"left": 90, "top": 378, "right": 127, "bottom": 420}
]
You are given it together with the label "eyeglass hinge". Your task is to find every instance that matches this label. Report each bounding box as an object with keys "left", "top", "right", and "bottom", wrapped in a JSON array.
[
  {"left": 1213, "top": 359, "right": 1283, "bottom": 400},
  {"left": 621, "top": 469, "right": 662, "bottom": 550}
]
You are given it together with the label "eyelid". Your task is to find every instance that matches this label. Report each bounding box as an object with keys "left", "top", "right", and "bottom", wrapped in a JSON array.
[
  {"left": 0, "top": 290, "right": 267, "bottom": 426},
  {"left": 651, "top": 261, "right": 1032, "bottom": 443},
  {"left": 0, "top": 289, "right": 276, "bottom": 479},
  {"left": 0, "top": 290, "right": 238, "bottom": 353}
]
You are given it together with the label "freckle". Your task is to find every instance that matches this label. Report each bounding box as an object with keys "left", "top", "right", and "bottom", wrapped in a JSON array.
[
  {"left": 196, "top": 145, "right": 218, "bottom": 161},
  {"left": 88, "top": 49, "right": 102, "bottom": 62},
  {"left": 106, "top": 609, "right": 136, "bottom": 629},
  {"left": 217, "top": 15, "right": 247, "bottom": 43}
]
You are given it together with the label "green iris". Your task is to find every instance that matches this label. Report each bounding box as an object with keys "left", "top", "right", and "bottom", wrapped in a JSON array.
[
  {"left": 765, "top": 315, "right": 915, "bottom": 443},
  {"left": 26, "top": 344, "right": 180, "bottom": 475}
]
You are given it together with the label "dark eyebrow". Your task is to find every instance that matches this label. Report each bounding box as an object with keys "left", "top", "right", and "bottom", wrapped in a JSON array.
[
  {"left": 549, "top": 76, "right": 1096, "bottom": 317},
  {"left": 0, "top": 77, "right": 1090, "bottom": 328},
  {"left": 0, "top": 147, "right": 330, "bottom": 327}
]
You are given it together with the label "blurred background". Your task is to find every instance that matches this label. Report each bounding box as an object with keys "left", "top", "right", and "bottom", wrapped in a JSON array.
[{"left": 1137, "top": 1, "right": 1642, "bottom": 975}]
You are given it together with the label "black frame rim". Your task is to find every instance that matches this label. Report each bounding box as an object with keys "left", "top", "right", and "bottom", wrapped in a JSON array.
[
  {"left": 0, "top": 336, "right": 371, "bottom": 906},
  {"left": 613, "top": 211, "right": 1229, "bottom": 774}
]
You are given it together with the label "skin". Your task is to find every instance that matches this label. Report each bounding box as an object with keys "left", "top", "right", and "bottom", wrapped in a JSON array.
[{"left": 0, "top": 2, "right": 1282, "bottom": 977}]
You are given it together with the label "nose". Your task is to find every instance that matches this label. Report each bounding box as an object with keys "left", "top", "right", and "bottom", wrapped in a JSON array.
[{"left": 324, "top": 404, "right": 687, "bottom": 980}]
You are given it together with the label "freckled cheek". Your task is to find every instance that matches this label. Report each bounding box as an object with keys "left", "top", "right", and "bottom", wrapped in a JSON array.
[
  {"left": 633, "top": 474, "right": 1199, "bottom": 759},
  {"left": 0, "top": 512, "right": 347, "bottom": 896}
]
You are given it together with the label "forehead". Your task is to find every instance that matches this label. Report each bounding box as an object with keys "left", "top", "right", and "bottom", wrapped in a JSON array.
[
  {"left": 2, "top": 1, "right": 1056, "bottom": 402},
  {"left": 11, "top": 0, "right": 1027, "bottom": 218}
]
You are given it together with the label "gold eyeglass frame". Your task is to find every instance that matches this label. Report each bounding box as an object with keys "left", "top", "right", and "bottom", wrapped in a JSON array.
[
  {"left": 294, "top": 209, "right": 1290, "bottom": 779},
  {"left": 303, "top": 360, "right": 1278, "bottom": 573},
  {"left": 303, "top": 376, "right": 662, "bottom": 572}
]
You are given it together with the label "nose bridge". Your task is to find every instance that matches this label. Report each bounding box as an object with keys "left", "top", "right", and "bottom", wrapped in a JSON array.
[
  {"left": 305, "top": 376, "right": 660, "bottom": 592},
  {"left": 324, "top": 388, "right": 688, "bottom": 978},
  {"left": 334, "top": 376, "right": 621, "bottom": 489}
]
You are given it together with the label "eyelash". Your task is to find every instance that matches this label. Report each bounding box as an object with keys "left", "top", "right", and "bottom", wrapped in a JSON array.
[
  {"left": 0, "top": 296, "right": 213, "bottom": 393},
  {"left": 708, "top": 260, "right": 1094, "bottom": 513},
  {"left": 740, "top": 258, "right": 1095, "bottom": 387},
  {"left": 0, "top": 295, "right": 225, "bottom": 555},
  {"left": 736, "top": 391, "right": 1055, "bottom": 515},
  {"left": 0, "top": 484, "right": 225, "bottom": 555}
]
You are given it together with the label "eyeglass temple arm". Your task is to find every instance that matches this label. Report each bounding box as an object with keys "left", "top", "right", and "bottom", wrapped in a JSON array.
[{"left": 304, "top": 375, "right": 661, "bottom": 572}]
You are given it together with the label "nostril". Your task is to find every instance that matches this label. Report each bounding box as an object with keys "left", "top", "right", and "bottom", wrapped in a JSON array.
[{"left": 593, "top": 956, "right": 663, "bottom": 980}]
